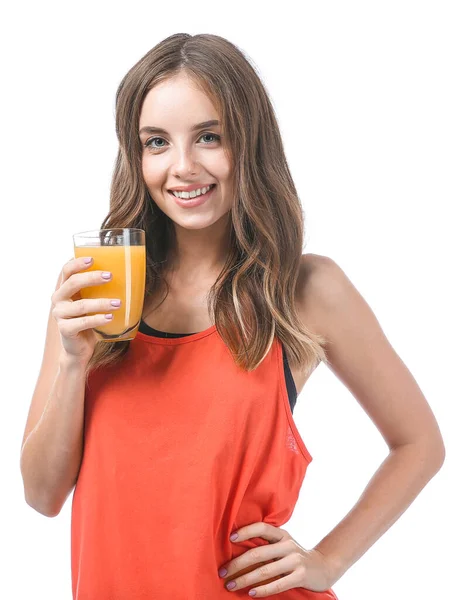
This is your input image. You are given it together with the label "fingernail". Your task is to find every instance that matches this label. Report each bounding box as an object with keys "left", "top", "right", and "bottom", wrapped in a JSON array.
[
  {"left": 249, "top": 590, "right": 257, "bottom": 596},
  {"left": 226, "top": 581, "right": 236, "bottom": 590},
  {"left": 84, "top": 257, "right": 93, "bottom": 264},
  {"left": 218, "top": 568, "right": 227, "bottom": 577},
  {"left": 230, "top": 532, "right": 238, "bottom": 541}
]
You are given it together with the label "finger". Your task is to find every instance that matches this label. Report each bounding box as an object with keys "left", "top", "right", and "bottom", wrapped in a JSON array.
[
  {"left": 247, "top": 570, "right": 303, "bottom": 598},
  {"left": 61, "top": 256, "right": 93, "bottom": 284},
  {"left": 226, "top": 556, "right": 297, "bottom": 595},
  {"left": 222, "top": 539, "right": 293, "bottom": 582},
  {"left": 233, "top": 522, "right": 288, "bottom": 545},
  {"left": 60, "top": 257, "right": 77, "bottom": 285}
]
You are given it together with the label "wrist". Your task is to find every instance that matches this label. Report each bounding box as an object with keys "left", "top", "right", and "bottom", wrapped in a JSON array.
[
  {"left": 311, "top": 545, "right": 346, "bottom": 587},
  {"left": 59, "top": 352, "right": 90, "bottom": 372}
]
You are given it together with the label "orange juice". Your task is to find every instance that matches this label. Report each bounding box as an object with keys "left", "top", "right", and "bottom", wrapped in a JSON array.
[{"left": 74, "top": 244, "right": 146, "bottom": 342}]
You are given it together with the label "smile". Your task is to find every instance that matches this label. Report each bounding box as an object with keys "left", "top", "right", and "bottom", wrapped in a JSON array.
[
  {"left": 168, "top": 184, "right": 217, "bottom": 208},
  {"left": 170, "top": 184, "right": 216, "bottom": 199}
]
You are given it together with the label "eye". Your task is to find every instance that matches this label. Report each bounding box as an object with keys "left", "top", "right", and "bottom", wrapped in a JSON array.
[
  {"left": 143, "top": 132, "right": 221, "bottom": 151},
  {"left": 144, "top": 137, "right": 167, "bottom": 150},
  {"left": 199, "top": 133, "right": 220, "bottom": 144}
]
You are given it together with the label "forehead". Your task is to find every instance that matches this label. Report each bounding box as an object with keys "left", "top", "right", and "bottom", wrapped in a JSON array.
[{"left": 139, "top": 73, "right": 219, "bottom": 129}]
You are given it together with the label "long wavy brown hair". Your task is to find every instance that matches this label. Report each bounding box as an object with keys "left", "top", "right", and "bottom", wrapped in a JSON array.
[{"left": 85, "top": 33, "right": 328, "bottom": 385}]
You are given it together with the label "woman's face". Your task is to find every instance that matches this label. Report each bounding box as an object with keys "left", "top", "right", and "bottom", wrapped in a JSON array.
[{"left": 139, "top": 72, "right": 234, "bottom": 230}]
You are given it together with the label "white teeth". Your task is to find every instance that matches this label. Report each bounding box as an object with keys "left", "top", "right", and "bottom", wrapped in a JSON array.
[{"left": 171, "top": 185, "right": 214, "bottom": 199}]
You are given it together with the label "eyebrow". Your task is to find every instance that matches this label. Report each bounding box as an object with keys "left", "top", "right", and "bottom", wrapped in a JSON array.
[{"left": 138, "top": 120, "right": 220, "bottom": 136}]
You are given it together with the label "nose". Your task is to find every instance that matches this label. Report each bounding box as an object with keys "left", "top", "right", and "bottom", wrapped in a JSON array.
[{"left": 170, "top": 145, "right": 198, "bottom": 178}]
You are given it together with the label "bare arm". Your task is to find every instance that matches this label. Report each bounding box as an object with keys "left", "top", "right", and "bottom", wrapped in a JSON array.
[
  {"left": 20, "top": 265, "right": 91, "bottom": 517},
  {"left": 20, "top": 352, "right": 88, "bottom": 517},
  {"left": 298, "top": 254, "right": 445, "bottom": 584},
  {"left": 314, "top": 442, "right": 443, "bottom": 585}
]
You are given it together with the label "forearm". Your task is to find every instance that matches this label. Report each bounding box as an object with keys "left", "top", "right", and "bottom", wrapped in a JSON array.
[
  {"left": 20, "top": 354, "right": 87, "bottom": 517},
  {"left": 313, "top": 441, "right": 445, "bottom": 585}
]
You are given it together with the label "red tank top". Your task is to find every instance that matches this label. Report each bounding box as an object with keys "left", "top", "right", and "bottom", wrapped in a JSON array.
[{"left": 71, "top": 324, "right": 339, "bottom": 599}]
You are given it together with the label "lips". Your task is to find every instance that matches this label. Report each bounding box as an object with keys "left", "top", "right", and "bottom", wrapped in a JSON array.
[
  {"left": 168, "top": 183, "right": 216, "bottom": 193},
  {"left": 168, "top": 184, "right": 216, "bottom": 197},
  {"left": 169, "top": 184, "right": 216, "bottom": 208}
]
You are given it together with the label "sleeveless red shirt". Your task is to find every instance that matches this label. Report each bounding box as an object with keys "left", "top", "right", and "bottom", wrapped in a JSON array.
[{"left": 71, "top": 324, "right": 339, "bottom": 599}]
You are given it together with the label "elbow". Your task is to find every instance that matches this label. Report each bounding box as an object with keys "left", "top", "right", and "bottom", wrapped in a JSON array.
[
  {"left": 425, "top": 432, "right": 446, "bottom": 472},
  {"left": 398, "top": 434, "right": 446, "bottom": 474},
  {"left": 24, "top": 490, "right": 62, "bottom": 518},
  {"left": 433, "top": 439, "right": 446, "bottom": 472},
  {"left": 20, "top": 461, "right": 66, "bottom": 518}
]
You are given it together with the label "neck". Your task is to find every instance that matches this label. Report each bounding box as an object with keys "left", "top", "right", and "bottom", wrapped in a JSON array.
[{"left": 166, "top": 212, "right": 232, "bottom": 284}]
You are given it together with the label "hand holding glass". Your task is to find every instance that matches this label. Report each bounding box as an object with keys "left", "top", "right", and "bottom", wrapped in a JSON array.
[{"left": 73, "top": 228, "right": 146, "bottom": 342}]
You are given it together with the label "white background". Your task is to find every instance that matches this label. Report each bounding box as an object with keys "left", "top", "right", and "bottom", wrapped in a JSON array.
[{"left": 2, "top": 1, "right": 454, "bottom": 599}]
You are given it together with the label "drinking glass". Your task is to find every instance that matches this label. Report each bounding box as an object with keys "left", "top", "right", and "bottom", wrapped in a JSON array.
[{"left": 73, "top": 228, "right": 146, "bottom": 342}]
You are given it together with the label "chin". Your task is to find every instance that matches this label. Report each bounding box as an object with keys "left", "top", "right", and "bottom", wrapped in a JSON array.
[
  {"left": 168, "top": 206, "right": 231, "bottom": 229},
  {"left": 172, "top": 213, "right": 227, "bottom": 230}
]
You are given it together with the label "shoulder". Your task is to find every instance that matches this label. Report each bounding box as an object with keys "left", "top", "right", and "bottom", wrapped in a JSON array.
[
  {"left": 296, "top": 252, "right": 348, "bottom": 316},
  {"left": 295, "top": 253, "right": 366, "bottom": 347}
]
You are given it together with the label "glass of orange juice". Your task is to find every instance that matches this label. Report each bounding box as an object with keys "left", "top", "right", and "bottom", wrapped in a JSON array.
[{"left": 73, "top": 228, "right": 146, "bottom": 342}]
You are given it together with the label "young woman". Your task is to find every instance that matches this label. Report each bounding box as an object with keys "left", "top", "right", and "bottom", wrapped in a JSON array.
[{"left": 20, "top": 33, "right": 445, "bottom": 599}]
